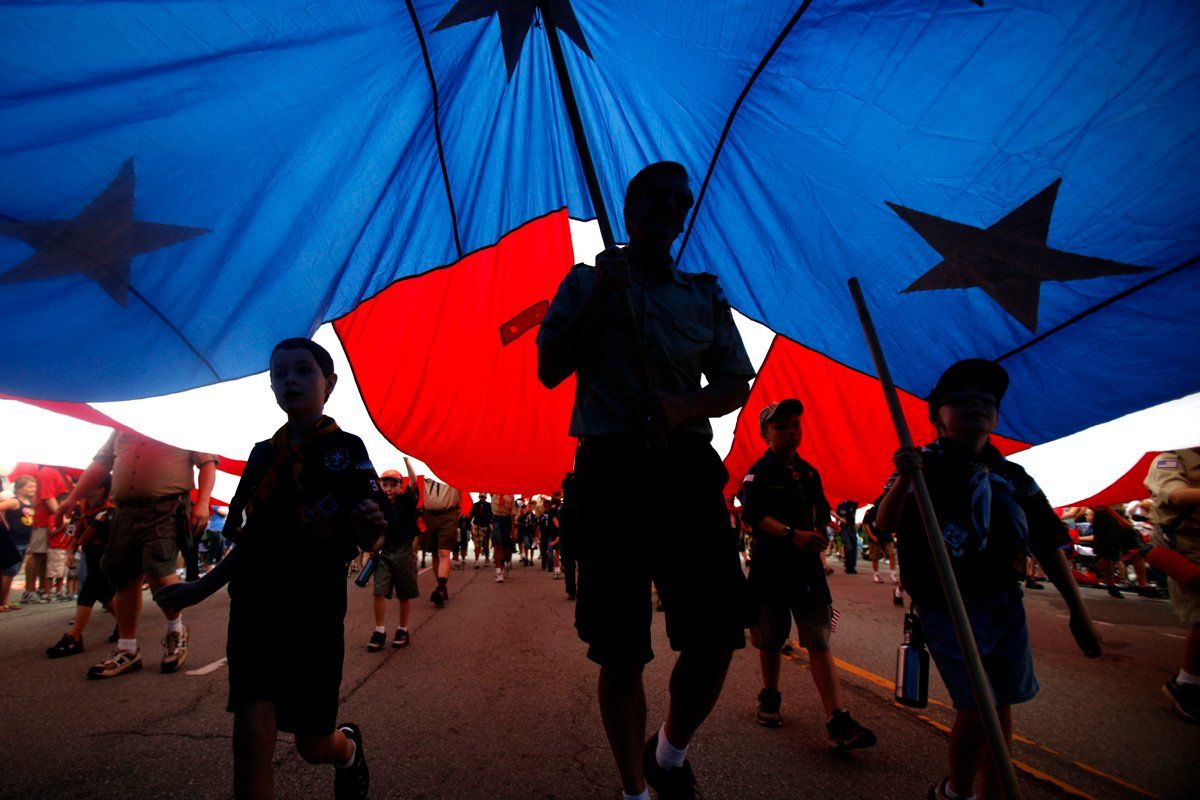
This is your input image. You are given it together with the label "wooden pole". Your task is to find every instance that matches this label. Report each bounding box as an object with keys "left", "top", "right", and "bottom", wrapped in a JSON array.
[{"left": 848, "top": 277, "right": 1022, "bottom": 800}]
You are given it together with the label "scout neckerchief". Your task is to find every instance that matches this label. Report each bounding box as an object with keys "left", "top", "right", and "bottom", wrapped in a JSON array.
[
  {"left": 929, "top": 439, "right": 1029, "bottom": 554},
  {"left": 254, "top": 415, "right": 341, "bottom": 508}
]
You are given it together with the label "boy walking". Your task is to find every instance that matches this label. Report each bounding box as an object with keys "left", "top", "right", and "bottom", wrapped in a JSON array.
[
  {"left": 741, "top": 399, "right": 876, "bottom": 750},
  {"left": 368, "top": 461, "right": 421, "bottom": 651},
  {"left": 875, "top": 359, "right": 1100, "bottom": 800}
]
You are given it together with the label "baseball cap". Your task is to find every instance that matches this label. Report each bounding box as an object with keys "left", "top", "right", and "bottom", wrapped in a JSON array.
[
  {"left": 927, "top": 359, "right": 1009, "bottom": 419},
  {"left": 380, "top": 469, "right": 403, "bottom": 481},
  {"left": 759, "top": 398, "right": 805, "bottom": 432}
]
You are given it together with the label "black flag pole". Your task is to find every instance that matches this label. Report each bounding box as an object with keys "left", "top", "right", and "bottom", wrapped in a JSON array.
[
  {"left": 848, "top": 277, "right": 1022, "bottom": 800},
  {"left": 539, "top": 1, "right": 665, "bottom": 445}
]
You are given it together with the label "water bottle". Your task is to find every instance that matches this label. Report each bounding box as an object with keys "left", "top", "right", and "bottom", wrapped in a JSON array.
[
  {"left": 354, "top": 551, "right": 380, "bottom": 587},
  {"left": 894, "top": 612, "right": 929, "bottom": 708}
]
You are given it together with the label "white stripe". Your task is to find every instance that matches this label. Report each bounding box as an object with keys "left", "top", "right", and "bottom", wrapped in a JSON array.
[{"left": 185, "top": 657, "right": 227, "bottom": 676}]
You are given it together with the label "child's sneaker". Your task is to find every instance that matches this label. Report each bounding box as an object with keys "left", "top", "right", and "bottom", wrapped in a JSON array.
[
  {"left": 873, "top": 573, "right": 883, "bottom": 583},
  {"left": 46, "top": 633, "right": 83, "bottom": 658},
  {"left": 366, "top": 631, "right": 386, "bottom": 652},
  {"left": 161, "top": 626, "right": 188, "bottom": 673},
  {"left": 826, "top": 709, "right": 876, "bottom": 750},
  {"left": 755, "top": 688, "right": 781, "bottom": 727},
  {"left": 1162, "top": 676, "right": 1200, "bottom": 723},
  {"left": 392, "top": 629, "right": 410, "bottom": 648},
  {"left": 334, "top": 722, "right": 369, "bottom": 800},
  {"left": 928, "top": 778, "right": 971, "bottom": 800},
  {"left": 87, "top": 648, "right": 142, "bottom": 679}
]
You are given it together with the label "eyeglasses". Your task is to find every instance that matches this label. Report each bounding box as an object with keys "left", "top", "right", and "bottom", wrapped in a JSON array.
[{"left": 942, "top": 392, "right": 998, "bottom": 408}]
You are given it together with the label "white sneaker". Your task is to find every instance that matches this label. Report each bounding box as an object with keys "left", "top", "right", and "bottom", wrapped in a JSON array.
[
  {"left": 554, "top": 569, "right": 562, "bottom": 580},
  {"left": 873, "top": 573, "right": 883, "bottom": 584},
  {"left": 494, "top": 570, "right": 504, "bottom": 583},
  {"left": 890, "top": 571, "right": 899, "bottom": 584}
]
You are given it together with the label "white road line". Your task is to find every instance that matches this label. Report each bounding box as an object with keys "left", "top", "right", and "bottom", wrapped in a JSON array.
[
  {"left": 186, "top": 657, "right": 227, "bottom": 676},
  {"left": 1160, "top": 632, "right": 1186, "bottom": 640},
  {"left": 418, "top": 567, "right": 431, "bottom": 575}
]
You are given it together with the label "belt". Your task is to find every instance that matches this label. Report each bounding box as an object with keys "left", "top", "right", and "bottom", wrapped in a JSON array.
[{"left": 116, "top": 492, "right": 187, "bottom": 508}]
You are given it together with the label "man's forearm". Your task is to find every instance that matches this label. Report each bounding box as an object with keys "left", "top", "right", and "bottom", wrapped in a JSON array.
[
  {"left": 61, "top": 460, "right": 112, "bottom": 511},
  {"left": 679, "top": 380, "right": 750, "bottom": 421},
  {"left": 196, "top": 462, "right": 216, "bottom": 504},
  {"left": 1169, "top": 487, "right": 1200, "bottom": 508},
  {"left": 537, "top": 292, "right": 604, "bottom": 388}
]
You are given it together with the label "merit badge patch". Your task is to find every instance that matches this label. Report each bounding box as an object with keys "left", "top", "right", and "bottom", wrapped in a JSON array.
[
  {"left": 744, "top": 473, "right": 755, "bottom": 483},
  {"left": 1157, "top": 458, "right": 1182, "bottom": 470},
  {"left": 324, "top": 448, "right": 350, "bottom": 471},
  {"left": 317, "top": 495, "right": 339, "bottom": 516}
]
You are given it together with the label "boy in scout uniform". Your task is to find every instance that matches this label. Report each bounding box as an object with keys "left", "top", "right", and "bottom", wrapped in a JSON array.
[
  {"left": 1145, "top": 447, "right": 1200, "bottom": 722},
  {"left": 368, "top": 461, "right": 421, "bottom": 651},
  {"left": 742, "top": 399, "right": 876, "bottom": 750},
  {"left": 538, "top": 161, "right": 755, "bottom": 800}
]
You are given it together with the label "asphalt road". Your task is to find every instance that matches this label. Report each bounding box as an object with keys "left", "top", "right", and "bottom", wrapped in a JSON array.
[{"left": 1, "top": 554, "right": 1196, "bottom": 800}]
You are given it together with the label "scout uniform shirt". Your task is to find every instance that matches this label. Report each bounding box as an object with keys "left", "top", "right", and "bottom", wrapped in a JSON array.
[
  {"left": 1146, "top": 448, "right": 1200, "bottom": 546},
  {"left": 881, "top": 438, "right": 1068, "bottom": 607},
  {"left": 537, "top": 257, "right": 755, "bottom": 440},
  {"left": 741, "top": 449, "right": 832, "bottom": 607}
]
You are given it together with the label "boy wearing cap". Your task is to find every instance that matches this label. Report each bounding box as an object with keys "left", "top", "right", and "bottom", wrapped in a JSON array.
[
  {"left": 368, "top": 459, "right": 421, "bottom": 651},
  {"left": 741, "top": 399, "right": 877, "bottom": 750},
  {"left": 875, "top": 359, "right": 1100, "bottom": 800}
]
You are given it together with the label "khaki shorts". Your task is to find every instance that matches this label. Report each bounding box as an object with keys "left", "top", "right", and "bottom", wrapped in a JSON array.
[
  {"left": 102, "top": 497, "right": 187, "bottom": 589},
  {"left": 374, "top": 542, "right": 419, "bottom": 600},
  {"left": 869, "top": 540, "right": 896, "bottom": 562},
  {"left": 424, "top": 510, "right": 459, "bottom": 551},
  {"left": 28, "top": 526, "right": 49, "bottom": 555},
  {"left": 1156, "top": 528, "right": 1200, "bottom": 625},
  {"left": 46, "top": 548, "right": 70, "bottom": 579},
  {"left": 751, "top": 600, "right": 833, "bottom": 652}
]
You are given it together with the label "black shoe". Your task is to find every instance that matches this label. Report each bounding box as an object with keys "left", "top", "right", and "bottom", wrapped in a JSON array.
[
  {"left": 643, "top": 732, "right": 700, "bottom": 800},
  {"left": 893, "top": 588, "right": 905, "bottom": 607},
  {"left": 366, "top": 631, "right": 386, "bottom": 652},
  {"left": 1163, "top": 677, "right": 1200, "bottom": 723},
  {"left": 108, "top": 625, "right": 119, "bottom": 644},
  {"left": 826, "top": 709, "right": 876, "bottom": 750},
  {"left": 845, "top": 568, "right": 858, "bottom": 574},
  {"left": 1138, "top": 585, "right": 1168, "bottom": 598},
  {"left": 431, "top": 588, "right": 445, "bottom": 607},
  {"left": 334, "top": 723, "right": 369, "bottom": 800},
  {"left": 1108, "top": 586, "right": 1124, "bottom": 599},
  {"left": 392, "top": 628, "right": 410, "bottom": 648},
  {"left": 47, "top": 633, "right": 83, "bottom": 659},
  {"left": 756, "top": 688, "right": 781, "bottom": 727},
  {"left": 1024, "top": 577, "right": 1045, "bottom": 590}
]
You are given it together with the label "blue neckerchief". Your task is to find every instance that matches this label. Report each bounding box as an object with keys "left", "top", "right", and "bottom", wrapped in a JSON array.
[{"left": 967, "top": 464, "right": 1029, "bottom": 553}]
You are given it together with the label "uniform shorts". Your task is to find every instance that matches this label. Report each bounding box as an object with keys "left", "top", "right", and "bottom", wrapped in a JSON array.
[
  {"left": 28, "top": 527, "right": 49, "bottom": 555},
  {"left": 424, "top": 510, "right": 459, "bottom": 551},
  {"left": 869, "top": 540, "right": 896, "bottom": 562},
  {"left": 574, "top": 433, "right": 751, "bottom": 666},
  {"left": 917, "top": 585, "right": 1038, "bottom": 710},
  {"left": 45, "top": 548, "right": 70, "bottom": 580},
  {"left": 374, "top": 542, "right": 419, "bottom": 600},
  {"left": 751, "top": 599, "right": 833, "bottom": 652},
  {"left": 1154, "top": 528, "right": 1200, "bottom": 625},
  {"left": 102, "top": 497, "right": 188, "bottom": 589}
]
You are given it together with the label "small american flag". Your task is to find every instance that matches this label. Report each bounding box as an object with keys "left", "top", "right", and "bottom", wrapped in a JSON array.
[{"left": 830, "top": 607, "right": 841, "bottom": 635}]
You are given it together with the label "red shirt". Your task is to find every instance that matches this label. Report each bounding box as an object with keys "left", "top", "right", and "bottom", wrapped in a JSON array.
[{"left": 34, "top": 466, "right": 69, "bottom": 529}]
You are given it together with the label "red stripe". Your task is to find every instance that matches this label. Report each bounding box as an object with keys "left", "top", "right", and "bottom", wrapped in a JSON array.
[
  {"left": 335, "top": 211, "right": 577, "bottom": 495},
  {"left": 724, "top": 337, "right": 1028, "bottom": 505}
]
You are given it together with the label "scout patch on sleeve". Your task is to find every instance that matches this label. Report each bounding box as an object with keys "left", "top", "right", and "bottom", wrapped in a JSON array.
[
  {"left": 1157, "top": 458, "right": 1182, "bottom": 470},
  {"left": 323, "top": 447, "right": 350, "bottom": 471},
  {"left": 743, "top": 473, "right": 755, "bottom": 483},
  {"left": 355, "top": 460, "right": 375, "bottom": 472},
  {"left": 317, "top": 495, "right": 339, "bottom": 516}
]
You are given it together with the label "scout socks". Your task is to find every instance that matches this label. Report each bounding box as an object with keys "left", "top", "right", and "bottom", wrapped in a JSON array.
[
  {"left": 655, "top": 723, "right": 687, "bottom": 768},
  {"left": 166, "top": 616, "right": 183, "bottom": 635},
  {"left": 373, "top": 626, "right": 386, "bottom": 635},
  {"left": 118, "top": 638, "right": 137, "bottom": 652},
  {"left": 623, "top": 791, "right": 650, "bottom": 800}
]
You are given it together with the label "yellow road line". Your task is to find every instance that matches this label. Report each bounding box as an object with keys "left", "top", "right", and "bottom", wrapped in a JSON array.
[
  {"left": 1071, "top": 761, "right": 1161, "bottom": 800},
  {"left": 788, "top": 642, "right": 1156, "bottom": 799}
]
